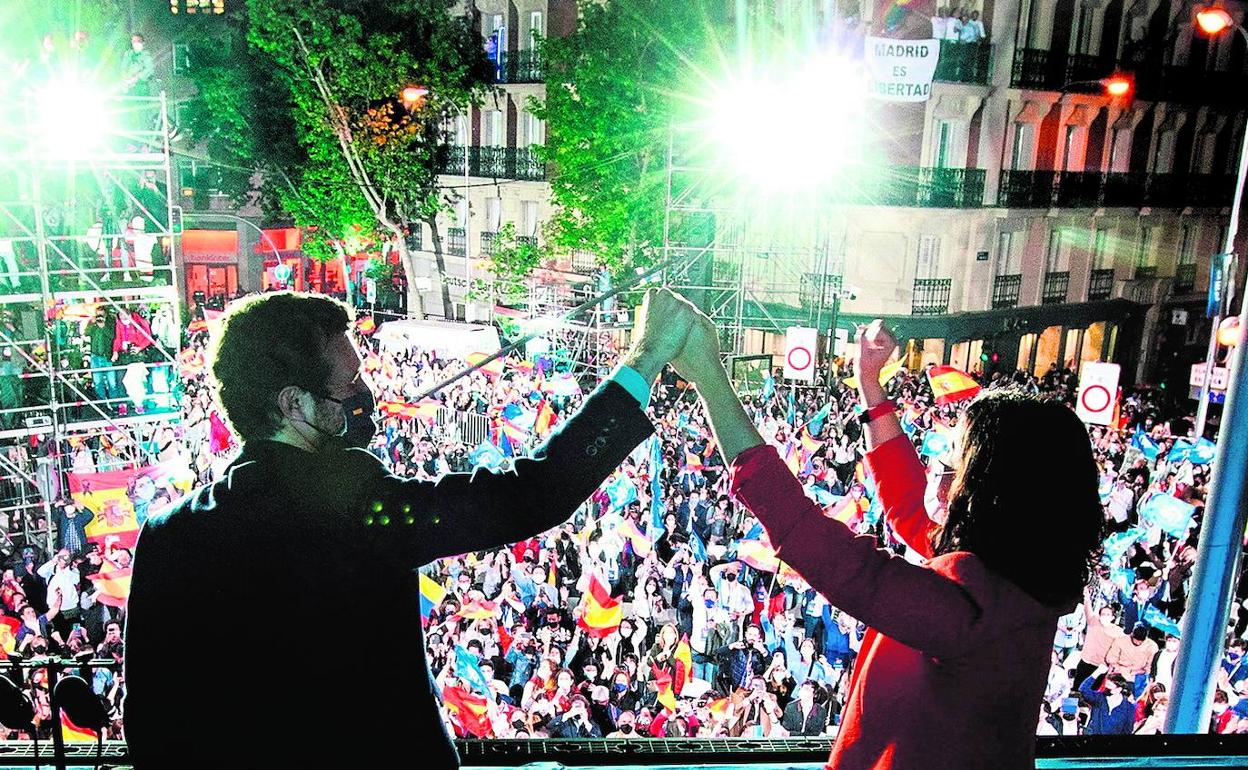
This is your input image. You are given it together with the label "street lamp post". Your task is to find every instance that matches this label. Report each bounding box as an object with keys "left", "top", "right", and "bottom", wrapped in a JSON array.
[{"left": 1166, "top": 3, "right": 1248, "bottom": 736}]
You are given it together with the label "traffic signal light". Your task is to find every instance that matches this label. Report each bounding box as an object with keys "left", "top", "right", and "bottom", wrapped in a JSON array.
[
  {"left": 980, "top": 352, "right": 990, "bottom": 362},
  {"left": 991, "top": 353, "right": 1000, "bottom": 363}
]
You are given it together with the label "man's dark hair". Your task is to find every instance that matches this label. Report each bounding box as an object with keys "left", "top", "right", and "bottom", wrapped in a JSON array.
[
  {"left": 932, "top": 389, "right": 1104, "bottom": 608},
  {"left": 208, "top": 292, "right": 351, "bottom": 441}
]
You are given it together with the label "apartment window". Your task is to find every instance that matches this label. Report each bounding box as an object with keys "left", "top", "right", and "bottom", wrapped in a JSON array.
[
  {"left": 1011, "top": 124, "right": 1032, "bottom": 170},
  {"left": 1092, "top": 227, "right": 1111, "bottom": 270},
  {"left": 1178, "top": 224, "right": 1197, "bottom": 265},
  {"left": 172, "top": 42, "right": 192, "bottom": 75},
  {"left": 1046, "top": 229, "right": 1069, "bottom": 272},
  {"left": 522, "top": 112, "right": 545, "bottom": 146},
  {"left": 522, "top": 201, "right": 539, "bottom": 237},
  {"left": 491, "top": 14, "right": 506, "bottom": 50},
  {"left": 1063, "top": 125, "right": 1079, "bottom": 171},
  {"left": 996, "top": 231, "right": 1022, "bottom": 274},
  {"left": 485, "top": 198, "right": 502, "bottom": 232},
  {"left": 917, "top": 236, "right": 941, "bottom": 279},
  {"left": 529, "top": 11, "right": 544, "bottom": 49},
  {"left": 484, "top": 111, "right": 504, "bottom": 147},
  {"left": 1108, "top": 128, "right": 1123, "bottom": 172},
  {"left": 1136, "top": 226, "right": 1154, "bottom": 268},
  {"left": 456, "top": 198, "right": 469, "bottom": 229},
  {"left": 454, "top": 115, "right": 468, "bottom": 146}
]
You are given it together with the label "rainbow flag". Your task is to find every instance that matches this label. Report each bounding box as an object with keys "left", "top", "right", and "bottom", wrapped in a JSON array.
[
  {"left": 673, "top": 636, "right": 693, "bottom": 695},
  {"left": 420, "top": 574, "right": 447, "bottom": 620},
  {"left": 927, "top": 365, "right": 981, "bottom": 406},
  {"left": 88, "top": 564, "right": 132, "bottom": 608},
  {"left": 577, "top": 573, "right": 623, "bottom": 638},
  {"left": 61, "top": 712, "right": 98, "bottom": 742},
  {"left": 441, "top": 685, "right": 492, "bottom": 737}
]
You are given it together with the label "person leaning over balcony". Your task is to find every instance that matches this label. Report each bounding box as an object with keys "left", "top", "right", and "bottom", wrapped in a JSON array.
[
  {"left": 669, "top": 294, "right": 1105, "bottom": 770},
  {"left": 960, "top": 10, "right": 985, "bottom": 43}
]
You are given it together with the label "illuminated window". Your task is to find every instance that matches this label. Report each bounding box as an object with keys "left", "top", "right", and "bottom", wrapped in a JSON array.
[{"left": 171, "top": 0, "right": 225, "bottom": 15}]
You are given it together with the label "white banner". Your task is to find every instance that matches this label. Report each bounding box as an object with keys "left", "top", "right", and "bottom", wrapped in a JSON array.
[
  {"left": 1075, "top": 362, "right": 1121, "bottom": 425},
  {"left": 783, "top": 327, "right": 818, "bottom": 382},
  {"left": 864, "top": 37, "right": 941, "bottom": 102}
]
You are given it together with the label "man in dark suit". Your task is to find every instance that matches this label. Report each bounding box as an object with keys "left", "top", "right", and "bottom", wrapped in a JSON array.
[{"left": 124, "top": 289, "right": 691, "bottom": 769}]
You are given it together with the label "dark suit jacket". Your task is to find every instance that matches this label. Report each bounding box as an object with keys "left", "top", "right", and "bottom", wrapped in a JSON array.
[{"left": 123, "top": 381, "right": 652, "bottom": 769}]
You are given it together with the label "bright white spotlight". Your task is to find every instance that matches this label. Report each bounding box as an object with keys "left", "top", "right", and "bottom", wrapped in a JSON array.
[
  {"left": 31, "top": 75, "right": 118, "bottom": 160},
  {"left": 706, "top": 54, "right": 869, "bottom": 193}
]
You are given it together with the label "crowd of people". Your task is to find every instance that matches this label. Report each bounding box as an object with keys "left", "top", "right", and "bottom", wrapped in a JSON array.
[
  {"left": 931, "top": 7, "right": 987, "bottom": 43},
  {"left": 0, "top": 298, "right": 1245, "bottom": 743}
]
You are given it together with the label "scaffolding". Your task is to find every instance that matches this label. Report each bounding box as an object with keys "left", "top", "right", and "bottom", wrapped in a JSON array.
[
  {"left": 660, "top": 126, "right": 846, "bottom": 359},
  {"left": 523, "top": 272, "right": 626, "bottom": 381},
  {"left": 0, "top": 88, "right": 184, "bottom": 555}
]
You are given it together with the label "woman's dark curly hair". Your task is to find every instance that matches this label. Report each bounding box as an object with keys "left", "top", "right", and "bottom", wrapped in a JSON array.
[
  {"left": 208, "top": 292, "right": 351, "bottom": 441},
  {"left": 930, "top": 388, "right": 1105, "bottom": 608}
]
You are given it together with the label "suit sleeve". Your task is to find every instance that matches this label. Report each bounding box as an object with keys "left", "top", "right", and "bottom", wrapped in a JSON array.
[
  {"left": 730, "top": 444, "right": 985, "bottom": 660},
  {"left": 864, "top": 435, "right": 935, "bottom": 559},
  {"left": 334, "top": 381, "right": 653, "bottom": 565}
]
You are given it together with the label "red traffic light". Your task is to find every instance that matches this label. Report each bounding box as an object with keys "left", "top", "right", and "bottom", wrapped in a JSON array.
[
  {"left": 1196, "top": 6, "right": 1234, "bottom": 35},
  {"left": 1102, "top": 74, "right": 1133, "bottom": 98}
]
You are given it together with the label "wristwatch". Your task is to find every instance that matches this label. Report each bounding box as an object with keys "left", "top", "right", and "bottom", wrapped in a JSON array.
[{"left": 856, "top": 399, "right": 896, "bottom": 426}]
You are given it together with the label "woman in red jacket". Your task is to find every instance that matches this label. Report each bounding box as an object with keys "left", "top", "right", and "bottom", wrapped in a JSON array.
[{"left": 671, "top": 308, "right": 1104, "bottom": 770}]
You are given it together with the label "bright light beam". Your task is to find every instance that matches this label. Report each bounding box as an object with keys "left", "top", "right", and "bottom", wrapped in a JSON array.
[{"left": 31, "top": 74, "right": 118, "bottom": 161}]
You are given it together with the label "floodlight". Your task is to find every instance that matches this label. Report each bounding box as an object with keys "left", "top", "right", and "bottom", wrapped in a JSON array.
[{"left": 31, "top": 75, "right": 117, "bottom": 160}]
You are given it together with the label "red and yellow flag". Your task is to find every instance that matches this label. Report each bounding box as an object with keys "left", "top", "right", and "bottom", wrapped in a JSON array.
[
  {"left": 927, "top": 365, "right": 981, "bottom": 406},
  {"left": 534, "top": 399, "right": 556, "bottom": 437},
  {"left": 673, "top": 636, "right": 694, "bottom": 695},
  {"left": 456, "top": 599, "right": 499, "bottom": 621},
  {"left": 356, "top": 316, "right": 377, "bottom": 335},
  {"left": 61, "top": 712, "right": 98, "bottom": 743},
  {"left": 0, "top": 617, "right": 20, "bottom": 657},
  {"left": 466, "top": 352, "right": 505, "bottom": 379},
  {"left": 577, "top": 573, "right": 623, "bottom": 639},
  {"left": 798, "top": 427, "right": 824, "bottom": 456},
  {"left": 683, "top": 450, "right": 704, "bottom": 472},
  {"left": 652, "top": 665, "right": 677, "bottom": 712},
  {"left": 708, "top": 697, "right": 730, "bottom": 718},
  {"left": 441, "top": 685, "right": 492, "bottom": 738},
  {"left": 88, "top": 563, "right": 132, "bottom": 608},
  {"left": 736, "top": 537, "right": 780, "bottom": 572}
]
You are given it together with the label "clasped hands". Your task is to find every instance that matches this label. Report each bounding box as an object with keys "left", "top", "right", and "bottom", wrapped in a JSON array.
[{"left": 621, "top": 288, "right": 724, "bottom": 388}]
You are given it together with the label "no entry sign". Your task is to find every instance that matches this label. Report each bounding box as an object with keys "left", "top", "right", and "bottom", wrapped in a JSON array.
[
  {"left": 784, "top": 327, "right": 818, "bottom": 382},
  {"left": 1075, "top": 362, "right": 1120, "bottom": 425}
]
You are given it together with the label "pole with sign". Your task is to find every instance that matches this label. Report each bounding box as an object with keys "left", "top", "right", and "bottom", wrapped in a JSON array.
[
  {"left": 1074, "top": 362, "right": 1121, "bottom": 425},
  {"left": 783, "top": 327, "right": 818, "bottom": 382},
  {"left": 1196, "top": 252, "right": 1237, "bottom": 437}
]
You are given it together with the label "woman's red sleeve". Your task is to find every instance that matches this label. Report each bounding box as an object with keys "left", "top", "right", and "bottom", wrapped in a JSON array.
[{"left": 864, "top": 435, "right": 936, "bottom": 559}]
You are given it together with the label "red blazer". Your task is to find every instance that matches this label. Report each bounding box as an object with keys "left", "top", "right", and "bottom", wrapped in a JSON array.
[{"left": 731, "top": 436, "right": 1063, "bottom": 770}]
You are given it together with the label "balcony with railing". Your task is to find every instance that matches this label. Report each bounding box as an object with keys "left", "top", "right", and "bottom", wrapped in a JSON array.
[
  {"left": 934, "top": 42, "right": 992, "bottom": 85},
  {"left": 1088, "top": 268, "right": 1115, "bottom": 300},
  {"left": 438, "top": 146, "right": 548, "bottom": 181},
  {"left": 999, "top": 170, "right": 1235, "bottom": 209},
  {"left": 447, "top": 227, "right": 466, "bottom": 257},
  {"left": 497, "top": 50, "right": 544, "bottom": 84},
  {"left": 517, "top": 235, "right": 539, "bottom": 249},
  {"left": 480, "top": 230, "right": 498, "bottom": 256},
  {"left": 1011, "top": 48, "right": 1060, "bottom": 89},
  {"left": 1134, "top": 264, "right": 1158, "bottom": 279},
  {"left": 912, "top": 278, "right": 952, "bottom": 315},
  {"left": 991, "top": 273, "right": 1022, "bottom": 309},
  {"left": 1063, "top": 53, "right": 1115, "bottom": 92},
  {"left": 848, "top": 167, "right": 986, "bottom": 208},
  {"left": 1174, "top": 262, "right": 1197, "bottom": 294},
  {"left": 1041, "top": 271, "right": 1069, "bottom": 304}
]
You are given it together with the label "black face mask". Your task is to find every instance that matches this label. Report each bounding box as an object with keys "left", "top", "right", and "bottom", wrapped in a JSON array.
[{"left": 322, "top": 388, "right": 378, "bottom": 449}]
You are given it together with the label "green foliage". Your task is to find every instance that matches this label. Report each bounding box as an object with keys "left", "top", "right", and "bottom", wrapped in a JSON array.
[
  {"left": 488, "top": 222, "right": 543, "bottom": 287},
  {"left": 178, "top": 0, "right": 493, "bottom": 267},
  {"left": 534, "top": 0, "right": 723, "bottom": 275}
]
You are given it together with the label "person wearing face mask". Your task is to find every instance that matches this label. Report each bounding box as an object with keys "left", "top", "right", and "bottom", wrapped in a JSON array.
[
  {"left": 125, "top": 290, "right": 694, "bottom": 769},
  {"left": 606, "top": 709, "right": 638, "bottom": 737}
]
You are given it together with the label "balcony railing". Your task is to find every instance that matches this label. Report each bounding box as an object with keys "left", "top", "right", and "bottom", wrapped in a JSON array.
[
  {"left": 800, "top": 273, "right": 842, "bottom": 311},
  {"left": 1174, "top": 262, "right": 1197, "bottom": 294},
  {"left": 1011, "top": 48, "right": 1060, "bottom": 89},
  {"left": 999, "top": 170, "right": 1235, "bottom": 209},
  {"left": 847, "top": 167, "right": 986, "bottom": 208},
  {"left": 1134, "top": 265, "right": 1158, "bottom": 279},
  {"left": 447, "top": 227, "right": 466, "bottom": 257},
  {"left": 1088, "top": 268, "right": 1115, "bottom": 301},
  {"left": 480, "top": 230, "right": 498, "bottom": 256},
  {"left": 517, "top": 235, "right": 538, "bottom": 249},
  {"left": 1041, "top": 271, "right": 1070, "bottom": 304},
  {"left": 912, "top": 278, "right": 952, "bottom": 315},
  {"left": 496, "top": 50, "right": 544, "bottom": 84},
  {"left": 934, "top": 41, "right": 992, "bottom": 85},
  {"left": 438, "top": 146, "right": 548, "bottom": 181},
  {"left": 1064, "top": 53, "right": 1114, "bottom": 92},
  {"left": 991, "top": 273, "right": 1022, "bottom": 309}
]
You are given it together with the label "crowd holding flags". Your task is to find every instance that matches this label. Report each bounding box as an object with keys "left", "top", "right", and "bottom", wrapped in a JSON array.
[
  {"left": 577, "top": 573, "right": 623, "bottom": 638},
  {"left": 926, "top": 365, "right": 981, "bottom": 405}
]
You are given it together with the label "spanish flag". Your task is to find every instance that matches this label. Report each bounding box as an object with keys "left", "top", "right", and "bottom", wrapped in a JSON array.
[
  {"left": 736, "top": 537, "right": 780, "bottom": 572},
  {"left": 683, "top": 449, "right": 704, "bottom": 472},
  {"left": 61, "top": 712, "right": 98, "bottom": 742},
  {"left": 673, "top": 636, "right": 694, "bottom": 695},
  {"left": 652, "top": 665, "right": 677, "bottom": 712},
  {"left": 798, "top": 427, "right": 824, "bottom": 456},
  {"left": 441, "top": 685, "right": 493, "bottom": 737},
  {"left": 420, "top": 574, "right": 447, "bottom": 621},
  {"left": 88, "top": 564, "right": 132, "bottom": 608},
  {"left": 927, "top": 365, "right": 981, "bottom": 406},
  {"left": 356, "top": 316, "right": 377, "bottom": 335},
  {"left": 466, "top": 352, "right": 505, "bottom": 379},
  {"left": 708, "top": 696, "right": 730, "bottom": 718},
  {"left": 577, "top": 573, "right": 623, "bottom": 639},
  {"left": 842, "top": 359, "right": 906, "bottom": 390},
  {"left": 0, "top": 617, "right": 19, "bottom": 657},
  {"left": 534, "top": 399, "right": 556, "bottom": 437},
  {"left": 456, "top": 599, "right": 499, "bottom": 621},
  {"left": 618, "top": 519, "right": 652, "bottom": 559}
]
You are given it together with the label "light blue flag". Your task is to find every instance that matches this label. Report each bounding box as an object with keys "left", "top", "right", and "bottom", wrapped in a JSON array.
[
  {"left": 1139, "top": 493, "right": 1196, "bottom": 538},
  {"left": 1102, "top": 527, "right": 1145, "bottom": 564},
  {"left": 1191, "top": 437, "right": 1217, "bottom": 465},
  {"left": 455, "top": 645, "right": 493, "bottom": 697},
  {"left": 1143, "top": 605, "right": 1182, "bottom": 638},
  {"left": 864, "top": 496, "right": 884, "bottom": 527},
  {"left": 1132, "top": 427, "right": 1161, "bottom": 461},
  {"left": 807, "top": 403, "right": 832, "bottom": 436},
  {"left": 806, "top": 486, "right": 836, "bottom": 507},
  {"left": 900, "top": 413, "right": 918, "bottom": 437},
  {"left": 649, "top": 438, "right": 665, "bottom": 542},
  {"left": 786, "top": 391, "right": 796, "bottom": 426},
  {"left": 689, "top": 529, "right": 707, "bottom": 562},
  {"left": 1167, "top": 439, "right": 1193, "bottom": 465},
  {"left": 469, "top": 441, "right": 505, "bottom": 470},
  {"left": 743, "top": 521, "right": 763, "bottom": 541},
  {"left": 762, "top": 373, "right": 775, "bottom": 402},
  {"left": 919, "top": 430, "right": 952, "bottom": 461},
  {"left": 1110, "top": 567, "right": 1136, "bottom": 593},
  {"left": 1098, "top": 478, "right": 1114, "bottom": 505},
  {"left": 605, "top": 473, "right": 638, "bottom": 512}
]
